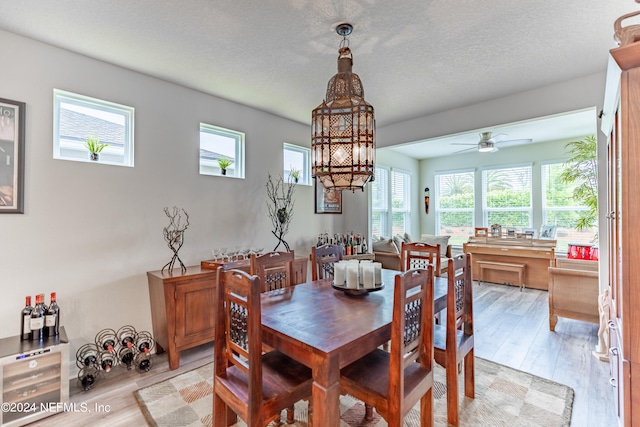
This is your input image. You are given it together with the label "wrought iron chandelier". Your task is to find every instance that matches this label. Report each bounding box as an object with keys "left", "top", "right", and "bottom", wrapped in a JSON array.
[{"left": 311, "top": 23, "right": 375, "bottom": 191}]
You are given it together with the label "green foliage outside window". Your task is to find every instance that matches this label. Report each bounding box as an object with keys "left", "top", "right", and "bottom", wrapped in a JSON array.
[{"left": 559, "top": 135, "right": 598, "bottom": 234}]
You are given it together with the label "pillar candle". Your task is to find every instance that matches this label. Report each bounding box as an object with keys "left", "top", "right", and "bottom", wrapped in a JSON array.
[
  {"left": 334, "top": 262, "right": 346, "bottom": 286},
  {"left": 362, "top": 265, "right": 375, "bottom": 289},
  {"left": 346, "top": 264, "right": 359, "bottom": 289},
  {"left": 373, "top": 262, "right": 382, "bottom": 285}
]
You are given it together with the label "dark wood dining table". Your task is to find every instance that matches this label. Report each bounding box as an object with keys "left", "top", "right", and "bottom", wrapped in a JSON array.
[{"left": 259, "top": 268, "right": 448, "bottom": 427}]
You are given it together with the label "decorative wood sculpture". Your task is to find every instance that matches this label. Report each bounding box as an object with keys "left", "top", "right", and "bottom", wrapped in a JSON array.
[
  {"left": 161, "top": 206, "right": 189, "bottom": 273},
  {"left": 266, "top": 174, "right": 296, "bottom": 252}
]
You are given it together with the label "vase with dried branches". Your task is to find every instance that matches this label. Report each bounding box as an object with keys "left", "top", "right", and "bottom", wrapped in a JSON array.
[
  {"left": 266, "top": 173, "right": 296, "bottom": 251},
  {"left": 162, "top": 206, "right": 190, "bottom": 273}
]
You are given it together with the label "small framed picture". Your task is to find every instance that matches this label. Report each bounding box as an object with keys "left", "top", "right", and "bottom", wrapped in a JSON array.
[
  {"left": 522, "top": 227, "right": 538, "bottom": 238},
  {"left": 539, "top": 225, "right": 557, "bottom": 239},
  {"left": 314, "top": 180, "right": 342, "bottom": 214},
  {"left": 0, "top": 97, "right": 26, "bottom": 214},
  {"left": 474, "top": 227, "right": 488, "bottom": 237}
]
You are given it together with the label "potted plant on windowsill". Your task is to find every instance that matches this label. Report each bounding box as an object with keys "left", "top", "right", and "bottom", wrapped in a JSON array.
[
  {"left": 289, "top": 166, "right": 301, "bottom": 183},
  {"left": 85, "top": 134, "right": 109, "bottom": 161},
  {"left": 217, "top": 158, "right": 233, "bottom": 175}
]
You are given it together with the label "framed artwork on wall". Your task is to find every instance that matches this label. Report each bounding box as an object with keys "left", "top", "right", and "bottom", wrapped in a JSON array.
[
  {"left": 0, "top": 97, "right": 25, "bottom": 214},
  {"left": 314, "top": 180, "right": 342, "bottom": 214}
]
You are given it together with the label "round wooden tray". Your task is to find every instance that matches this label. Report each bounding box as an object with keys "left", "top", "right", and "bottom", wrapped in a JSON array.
[{"left": 331, "top": 282, "right": 384, "bottom": 296}]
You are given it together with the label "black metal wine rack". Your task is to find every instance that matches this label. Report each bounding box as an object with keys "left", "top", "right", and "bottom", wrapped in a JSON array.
[{"left": 75, "top": 325, "right": 155, "bottom": 391}]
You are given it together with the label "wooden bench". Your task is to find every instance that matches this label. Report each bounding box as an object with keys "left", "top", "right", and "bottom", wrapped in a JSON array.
[{"left": 477, "top": 260, "right": 526, "bottom": 291}]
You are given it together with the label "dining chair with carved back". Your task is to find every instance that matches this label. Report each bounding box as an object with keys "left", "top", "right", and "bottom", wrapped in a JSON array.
[
  {"left": 311, "top": 244, "right": 343, "bottom": 280},
  {"left": 248, "top": 250, "right": 300, "bottom": 423},
  {"left": 213, "top": 268, "right": 313, "bottom": 427},
  {"left": 400, "top": 242, "right": 442, "bottom": 277},
  {"left": 250, "top": 250, "right": 295, "bottom": 293},
  {"left": 400, "top": 241, "right": 444, "bottom": 326},
  {"left": 433, "top": 253, "right": 475, "bottom": 426},
  {"left": 339, "top": 267, "right": 436, "bottom": 427}
]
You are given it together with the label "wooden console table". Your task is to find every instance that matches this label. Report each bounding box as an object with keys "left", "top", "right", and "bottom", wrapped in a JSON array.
[
  {"left": 147, "top": 266, "right": 217, "bottom": 370},
  {"left": 463, "top": 237, "right": 555, "bottom": 290},
  {"left": 147, "top": 257, "right": 308, "bottom": 369}
]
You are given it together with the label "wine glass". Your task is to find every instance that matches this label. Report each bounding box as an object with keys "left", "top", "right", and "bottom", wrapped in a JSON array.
[{"left": 220, "top": 247, "right": 229, "bottom": 262}]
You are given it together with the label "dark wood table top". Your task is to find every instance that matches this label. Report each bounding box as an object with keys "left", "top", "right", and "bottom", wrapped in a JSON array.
[{"left": 261, "top": 268, "right": 447, "bottom": 364}]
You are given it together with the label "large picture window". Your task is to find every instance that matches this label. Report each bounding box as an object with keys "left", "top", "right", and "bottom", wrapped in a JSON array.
[
  {"left": 482, "top": 164, "right": 532, "bottom": 228},
  {"left": 371, "top": 166, "right": 411, "bottom": 237},
  {"left": 542, "top": 162, "right": 597, "bottom": 250},
  {"left": 371, "top": 167, "right": 389, "bottom": 238},
  {"left": 53, "top": 89, "right": 134, "bottom": 167},
  {"left": 435, "top": 170, "right": 475, "bottom": 246}
]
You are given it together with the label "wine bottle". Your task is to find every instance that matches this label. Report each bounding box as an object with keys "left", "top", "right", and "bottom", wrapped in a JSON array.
[
  {"left": 45, "top": 292, "right": 60, "bottom": 337},
  {"left": 117, "top": 325, "right": 136, "bottom": 349},
  {"left": 98, "top": 351, "right": 117, "bottom": 373},
  {"left": 95, "top": 328, "right": 117, "bottom": 353},
  {"left": 21, "top": 296, "right": 33, "bottom": 341},
  {"left": 78, "top": 366, "right": 100, "bottom": 391},
  {"left": 119, "top": 347, "right": 135, "bottom": 370},
  {"left": 134, "top": 352, "right": 153, "bottom": 372},
  {"left": 30, "top": 294, "right": 45, "bottom": 341},
  {"left": 40, "top": 293, "right": 47, "bottom": 312}
]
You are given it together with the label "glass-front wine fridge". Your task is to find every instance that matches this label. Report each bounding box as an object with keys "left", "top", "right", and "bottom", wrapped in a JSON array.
[{"left": 0, "top": 327, "right": 69, "bottom": 426}]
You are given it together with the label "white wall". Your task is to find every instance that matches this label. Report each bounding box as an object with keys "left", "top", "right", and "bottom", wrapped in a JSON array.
[{"left": 0, "top": 30, "right": 367, "bottom": 350}]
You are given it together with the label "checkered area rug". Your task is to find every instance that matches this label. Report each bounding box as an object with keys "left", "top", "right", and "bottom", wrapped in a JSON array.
[{"left": 134, "top": 357, "right": 573, "bottom": 426}]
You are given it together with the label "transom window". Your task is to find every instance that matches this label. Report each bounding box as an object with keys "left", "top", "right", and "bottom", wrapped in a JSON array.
[
  {"left": 53, "top": 89, "right": 134, "bottom": 166},
  {"left": 199, "top": 123, "right": 245, "bottom": 178}
]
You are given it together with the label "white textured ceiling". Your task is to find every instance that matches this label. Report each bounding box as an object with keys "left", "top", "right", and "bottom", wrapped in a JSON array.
[{"left": 0, "top": 1, "right": 637, "bottom": 154}]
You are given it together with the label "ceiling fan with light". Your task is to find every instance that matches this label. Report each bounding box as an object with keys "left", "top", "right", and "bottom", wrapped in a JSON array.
[{"left": 451, "top": 131, "right": 533, "bottom": 154}]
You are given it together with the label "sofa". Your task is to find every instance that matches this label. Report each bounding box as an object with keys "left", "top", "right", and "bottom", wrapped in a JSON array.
[
  {"left": 548, "top": 257, "right": 599, "bottom": 331},
  {"left": 372, "top": 233, "right": 452, "bottom": 274}
]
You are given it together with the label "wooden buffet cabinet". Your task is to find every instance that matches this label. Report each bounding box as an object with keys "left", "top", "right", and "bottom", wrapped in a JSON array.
[
  {"left": 463, "top": 237, "right": 556, "bottom": 290},
  {"left": 147, "top": 257, "right": 308, "bottom": 370},
  {"left": 602, "top": 40, "right": 640, "bottom": 426}
]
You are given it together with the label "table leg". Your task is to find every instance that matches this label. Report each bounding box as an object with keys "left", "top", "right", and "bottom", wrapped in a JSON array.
[{"left": 312, "top": 355, "right": 341, "bottom": 427}]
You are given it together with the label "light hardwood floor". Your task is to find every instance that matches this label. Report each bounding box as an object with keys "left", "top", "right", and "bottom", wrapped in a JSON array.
[{"left": 27, "top": 281, "right": 615, "bottom": 426}]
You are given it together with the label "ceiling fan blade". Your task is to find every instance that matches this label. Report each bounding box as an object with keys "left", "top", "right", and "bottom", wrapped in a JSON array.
[
  {"left": 450, "top": 142, "right": 478, "bottom": 146},
  {"left": 452, "top": 147, "right": 477, "bottom": 154},
  {"left": 495, "top": 138, "right": 533, "bottom": 148},
  {"left": 487, "top": 132, "right": 507, "bottom": 143}
]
